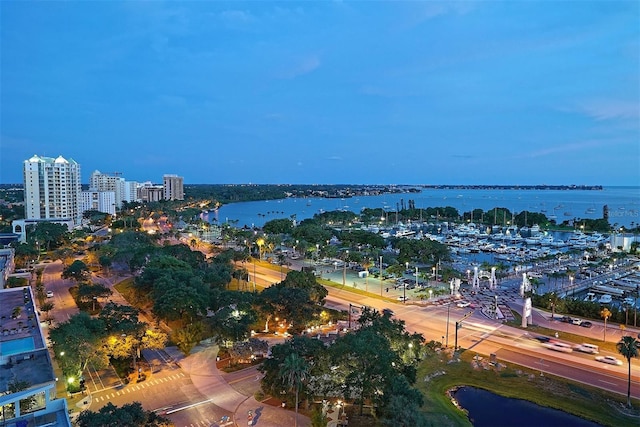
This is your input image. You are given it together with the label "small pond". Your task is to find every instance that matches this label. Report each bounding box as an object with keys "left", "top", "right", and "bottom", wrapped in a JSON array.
[{"left": 453, "top": 386, "right": 603, "bottom": 427}]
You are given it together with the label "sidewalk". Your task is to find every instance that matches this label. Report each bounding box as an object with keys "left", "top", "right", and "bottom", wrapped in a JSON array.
[{"left": 165, "top": 345, "right": 310, "bottom": 426}]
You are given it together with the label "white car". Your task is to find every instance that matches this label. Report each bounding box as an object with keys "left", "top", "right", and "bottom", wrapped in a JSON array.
[
  {"left": 574, "top": 343, "right": 599, "bottom": 354},
  {"left": 397, "top": 296, "right": 409, "bottom": 302},
  {"left": 595, "top": 355, "right": 622, "bottom": 366},
  {"left": 46, "top": 291, "right": 54, "bottom": 298},
  {"left": 543, "top": 341, "right": 573, "bottom": 353},
  {"left": 456, "top": 301, "right": 471, "bottom": 308}
]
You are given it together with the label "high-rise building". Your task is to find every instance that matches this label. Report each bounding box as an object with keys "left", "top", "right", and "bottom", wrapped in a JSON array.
[
  {"left": 23, "top": 155, "right": 82, "bottom": 226},
  {"left": 89, "top": 170, "right": 126, "bottom": 208},
  {"left": 82, "top": 190, "right": 116, "bottom": 216},
  {"left": 163, "top": 174, "right": 184, "bottom": 201},
  {"left": 124, "top": 180, "right": 140, "bottom": 204}
]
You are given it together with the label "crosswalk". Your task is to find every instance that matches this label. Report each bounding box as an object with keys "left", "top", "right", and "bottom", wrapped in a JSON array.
[
  {"left": 92, "top": 373, "right": 186, "bottom": 402},
  {"left": 180, "top": 419, "right": 233, "bottom": 427}
]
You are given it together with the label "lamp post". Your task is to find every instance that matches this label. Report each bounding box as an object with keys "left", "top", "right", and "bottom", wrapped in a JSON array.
[
  {"left": 403, "top": 262, "right": 408, "bottom": 303},
  {"left": 415, "top": 266, "right": 419, "bottom": 288},
  {"left": 253, "top": 257, "right": 257, "bottom": 292},
  {"left": 445, "top": 303, "right": 451, "bottom": 347},
  {"left": 343, "top": 250, "right": 348, "bottom": 286},
  {"left": 569, "top": 275, "right": 574, "bottom": 298},
  {"left": 379, "top": 255, "right": 384, "bottom": 297}
]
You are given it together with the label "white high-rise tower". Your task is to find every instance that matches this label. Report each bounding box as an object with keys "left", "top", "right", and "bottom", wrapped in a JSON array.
[{"left": 23, "top": 155, "right": 82, "bottom": 226}]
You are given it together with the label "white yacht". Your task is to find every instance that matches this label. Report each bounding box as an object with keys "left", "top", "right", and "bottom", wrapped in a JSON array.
[
  {"left": 598, "top": 294, "right": 612, "bottom": 304},
  {"left": 583, "top": 292, "right": 597, "bottom": 303}
]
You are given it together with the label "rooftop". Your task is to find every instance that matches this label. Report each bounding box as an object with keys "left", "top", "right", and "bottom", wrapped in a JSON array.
[
  {"left": 0, "top": 287, "right": 53, "bottom": 393},
  {"left": 0, "top": 287, "right": 44, "bottom": 351}
]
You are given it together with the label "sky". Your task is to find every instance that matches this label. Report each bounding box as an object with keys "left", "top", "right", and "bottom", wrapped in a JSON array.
[{"left": 1, "top": 1, "right": 639, "bottom": 186}]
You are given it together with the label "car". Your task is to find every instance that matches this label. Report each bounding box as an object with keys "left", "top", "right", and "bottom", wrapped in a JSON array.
[
  {"left": 543, "top": 341, "right": 573, "bottom": 353},
  {"left": 534, "top": 336, "right": 551, "bottom": 343},
  {"left": 46, "top": 291, "right": 54, "bottom": 298},
  {"left": 456, "top": 301, "right": 471, "bottom": 308},
  {"left": 571, "top": 318, "right": 583, "bottom": 326},
  {"left": 595, "top": 355, "right": 622, "bottom": 366},
  {"left": 559, "top": 316, "right": 572, "bottom": 323},
  {"left": 580, "top": 321, "right": 593, "bottom": 328},
  {"left": 397, "top": 296, "right": 409, "bottom": 302},
  {"left": 574, "top": 343, "right": 599, "bottom": 354}
]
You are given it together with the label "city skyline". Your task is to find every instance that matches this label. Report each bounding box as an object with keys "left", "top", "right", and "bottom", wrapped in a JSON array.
[{"left": 1, "top": 1, "right": 639, "bottom": 185}]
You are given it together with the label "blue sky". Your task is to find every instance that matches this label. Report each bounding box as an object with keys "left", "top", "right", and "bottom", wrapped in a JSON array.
[{"left": 1, "top": 1, "right": 638, "bottom": 185}]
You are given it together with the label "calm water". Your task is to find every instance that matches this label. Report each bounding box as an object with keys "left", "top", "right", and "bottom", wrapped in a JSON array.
[
  {"left": 205, "top": 186, "right": 640, "bottom": 228},
  {"left": 453, "top": 386, "right": 603, "bottom": 427}
]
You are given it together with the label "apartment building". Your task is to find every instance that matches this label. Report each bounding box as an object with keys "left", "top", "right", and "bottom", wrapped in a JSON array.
[
  {"left": 163, "top": 174, "right": 184, "bottom": 201},
  {"left": 0, "top": 287, "right": 72, "bottom": 426},
  {"left": 81, "top": 190, "right": 116, "bottom": 216},
  {"left": 89, "top": 171, "right": 126, "bottom": 208},
  {"left": 138, "top": 184, "right": 164, "bottom": 203},
  {"left": 23, "top": 155, "right": 82, "bottom": 226}
]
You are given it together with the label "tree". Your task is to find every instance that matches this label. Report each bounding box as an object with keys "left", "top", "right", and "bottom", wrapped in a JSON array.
[
  {"left": 50, "top": 312, "right": 108, "bottom": 381},
  {"left": 280, "top": 353, "right": 310, "bottom": 427},
  {"left": 30, "top": 221, "right": 70, "bottom": 251},
  {"left": 616, "top": 336, "right": 639, "bottom": 408},
  {"left": 601, "top": 307, "right": 612, "bottom": 341},
  {"left": 172, "top": 323, "right": 203, "bottom": 356},
  {"left": 62, "top": 260, "right": 91, "bottom": 282},
  {"left": 40, "top": 301, "right": 55, "bottom": 321},
  {"left": 76, "top": 402, "right": 172, "bottom": 427},
  {"left": 99, "top": 302, "right": 144, "bottom": 335},
  {"left": 76, "top": 282, "right": 113, "bottom": 311}
]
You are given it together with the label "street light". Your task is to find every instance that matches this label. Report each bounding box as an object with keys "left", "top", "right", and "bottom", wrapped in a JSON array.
[
  {"left": 343, "top": 250, "right": 349, "bottom": 286},
  {"left": 403, "top": 262, "right": 408, "bottom": 304},
  {"left": 569, "top": 275, "right": 574, "bottom": 298},
  {"left": 379, "top": 255, "right": 384, "bottom": 297}
]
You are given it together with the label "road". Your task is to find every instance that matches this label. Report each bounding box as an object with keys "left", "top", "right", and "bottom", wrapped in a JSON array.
[
  {"left": 252, "top": 260, "right": 640, "bottom": 400},
  {"left": 39, "top": 253, "right": 638, "bottom": 426}
]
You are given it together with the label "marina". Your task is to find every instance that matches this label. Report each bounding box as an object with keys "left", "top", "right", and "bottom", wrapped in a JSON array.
[{"left": 204, "top": 186, "right": 640, "bottom": 310}]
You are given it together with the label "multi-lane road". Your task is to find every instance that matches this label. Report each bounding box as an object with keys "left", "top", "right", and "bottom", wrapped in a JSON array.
[{"left": 251, "top": 261, "right": 640, "bottom": 400}]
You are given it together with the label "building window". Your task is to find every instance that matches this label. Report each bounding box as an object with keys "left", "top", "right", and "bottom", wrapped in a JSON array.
[{"left": 1, "top": 402, "right": 16, "bottom": 420}]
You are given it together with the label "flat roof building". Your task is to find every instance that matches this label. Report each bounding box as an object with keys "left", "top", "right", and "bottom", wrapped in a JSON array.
[
  {"left": 23, "top": 155, "right": 82, "bottom": 227},
  {"left": 0, "top": 287, "right": 71, "bottom": 426},
  {"left": 163, "top": 174, "right": 184, "bottom": 201}
]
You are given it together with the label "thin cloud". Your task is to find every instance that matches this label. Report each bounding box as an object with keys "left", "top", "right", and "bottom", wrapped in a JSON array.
[
  {"left": 278, "top": 55, "right": 321, "bottom": 79},
  {"left": 578, "top": 100, "right": 640, "bottom": 121},
  {"left": 219, "top": 10, "right": 256, "bottom": 25},
  {"left": 520, "top": 139, "right": 626, "bottom": 159},
  {"left": 327, "top": 156, "right": 343, "bottom": 161}
]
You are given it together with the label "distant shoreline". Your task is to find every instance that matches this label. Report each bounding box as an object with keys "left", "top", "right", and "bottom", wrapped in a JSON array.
[{"left": 416, "top": 184, "right": 603, "bottom": 190}]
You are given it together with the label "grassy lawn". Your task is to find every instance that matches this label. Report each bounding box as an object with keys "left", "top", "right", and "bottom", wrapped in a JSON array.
[
  {"left": 114, "top": 277, "right": 136, "bottom": 301},
  {"left": 415, "top": 348, "right": 639, "bottom": 427}
]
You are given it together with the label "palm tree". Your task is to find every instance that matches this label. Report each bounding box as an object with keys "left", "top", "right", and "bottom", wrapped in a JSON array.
[
  {"left": 280, "top": 353, "right": 309, "bottom": 427},
  {"left": 616, "top": 336, "right": 639, "bottom": 407},
  {"left": 601, "top": 307, "right": 612, "bottom": 342}
]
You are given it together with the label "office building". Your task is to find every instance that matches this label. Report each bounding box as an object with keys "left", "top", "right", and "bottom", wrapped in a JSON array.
[
  {"left": 163, "top": 174, "right": 184, "bottom": 201},
  {"left": 23, "top": 155, "right": 82, "bottom": 226}
]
